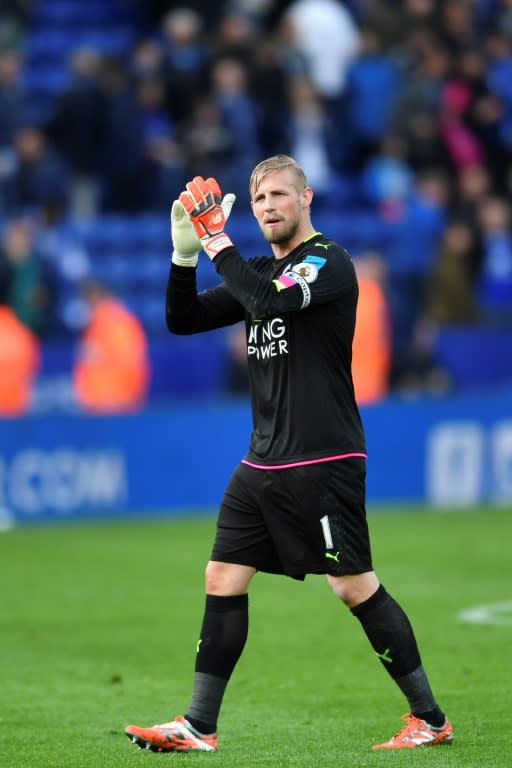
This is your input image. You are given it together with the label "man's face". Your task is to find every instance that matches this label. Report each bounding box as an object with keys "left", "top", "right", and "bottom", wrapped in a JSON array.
[{"left": 251, "top": 168, "right": 310, "bottom": 246}]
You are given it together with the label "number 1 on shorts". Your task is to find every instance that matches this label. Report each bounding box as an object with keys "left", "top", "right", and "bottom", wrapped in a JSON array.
[{"left": 320, "top": 514, "right": 333, "bottom": 549}]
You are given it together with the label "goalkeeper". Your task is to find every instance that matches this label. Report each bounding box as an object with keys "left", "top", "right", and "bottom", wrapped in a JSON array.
[{"left": 125, "top": 155, "right": 453, "bottom": 753}]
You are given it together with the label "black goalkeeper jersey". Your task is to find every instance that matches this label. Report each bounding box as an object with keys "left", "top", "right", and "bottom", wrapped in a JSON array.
[{"left": 166, "top": 232, "right": 366, "bottom": 467}]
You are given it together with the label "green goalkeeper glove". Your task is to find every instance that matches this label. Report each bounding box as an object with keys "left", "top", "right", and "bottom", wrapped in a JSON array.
[
  {"left": 171, "top": 183, "right": 236, "bottom": 266},
  {"left": 179, "top": 176, "right": 234, "bottom": 260}
]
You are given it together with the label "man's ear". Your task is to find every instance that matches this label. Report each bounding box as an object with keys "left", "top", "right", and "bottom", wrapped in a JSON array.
[{"left": 303, "top": 186, "right": 314, "bottom": 208}]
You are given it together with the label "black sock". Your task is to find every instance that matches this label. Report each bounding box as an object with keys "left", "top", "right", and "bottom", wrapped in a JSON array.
[
  {"left": 413, "top": 707, "right": 446, "bottom": 728},
  {"left": 351, "top": 585, "right": 443, "bottom": 718},
  {"left": 186, "top": 593, "right": 248, "bottom": 733}
]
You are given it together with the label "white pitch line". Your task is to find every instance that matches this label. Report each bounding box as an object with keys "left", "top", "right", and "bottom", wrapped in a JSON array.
[{"left": 457, "top": 601, "right": 512, "bottom": 626}]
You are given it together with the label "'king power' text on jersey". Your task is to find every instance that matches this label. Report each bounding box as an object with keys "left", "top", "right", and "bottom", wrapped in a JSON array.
[{"left": 166, "top": 232, "right": 366, "bottom": 467}]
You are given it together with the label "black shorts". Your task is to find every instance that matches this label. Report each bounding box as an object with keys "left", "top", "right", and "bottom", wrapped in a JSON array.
[{"left": 210, "top": 458, "right": 373, "bottom": 580}]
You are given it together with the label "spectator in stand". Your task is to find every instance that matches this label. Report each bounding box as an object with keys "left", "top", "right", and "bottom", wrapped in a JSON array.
[
  {"left": 498, "top": 0, "right": 512, "bottom": 43},
  {"left": 390, "top": 39, "right": 452, "bottom": 134},
  {"left": 360, "top": 133, "right": 415, "bottom": 219},
  {"left": 160, "top": 8, "right": 208, "bottom": 125},
  {"left": 483, "top": 27, "right": 512, "bottom": 163},
  {"left": 4, "top": 124, "right": 71, "bottom": 218},
  {"left": 392, "top": 320, "right": 452, "bottom": 396},
  {"left": 357, "top": 0, "right": 436, "bottom": 56},
  {"left": 0, "top": 46, "right": 25, "bottom": 149},
  {"left": 449, "top": 163, "right": 490, "bottom": 279},
  {"left": 178, "top": 96, "right": 234, "bottom": 181},
  {"left": 0, "top": 45, "right": 25, "bottom": 212},
  {"left": 133, "top": 74, "right": 186, "bottom": 210},
  {"left": 454, "top": 163, "right": 492, "bottom": 218},
  {"left": 98, "top": 57, "right": 144, "bottom": 212},
  {"left": 454, "top": 46, "right": 505, "bottom": 191},
  {"left": 47, "top": 47, "right": 106, "bottom": 218},
  {"left": 352, "top": 251, "right": 392, "bottom": 406},
  {"left": 400, "top": 106, "right": 452, "bottom": 174},
  {"left": 438, "top": 79, "right": 485, "bottom": 173},
  {"left": 273, "top": 11, "right": 310, "bottom": 82},
  {"left": 436, "top": 0, "right": 479, "bottom": 55},
  {"left": 248, "top": 36, "right": 291, "bottom": 156},
  {"left": 0, "top": 269, "right": 40, "bottom": 417},
  {"left": 344, "top": 24, "right": 403, "bottom": 171},
  {"left": 423, "top": 219, "right": 479, "bottom": 325},
  {"left": 1, "top": 215, "right": 56, "bottom": 336},
  {"left": 211, "top": 9, "right": 258, "bottom": 66},
  {"left": 73, "top": 280, "right": 150, "bottom": 414},
  {"left": 285, "top": 77, "right": 342, "bottom": 202},
  {"left": 0, "top": 1, "right": 26, "bottom": 53},
  {"left": 147, "top": 0, "right": 221, "bottom": 31},
  {"left": 380, "top": 168, "right": 449, "bottom": 388},
  {"left": 209, "top": 56, "right": 262, "bottom": 202},
  {"left": 475, "top": 195, "right": 512, "bottom": 317},
  {"left": 36, "top": 211, "right": 92, "bottom": 335},
  {"left": 283, "top": 0, "right": 360, "bottom": 124},
  {"left": 130, "top": 37, "right": 166, "bottom": 81}
]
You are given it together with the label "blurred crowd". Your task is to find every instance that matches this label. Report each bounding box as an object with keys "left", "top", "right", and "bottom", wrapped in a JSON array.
[{"left": 1, "top": 0, "right": 512, "bottom": 413}]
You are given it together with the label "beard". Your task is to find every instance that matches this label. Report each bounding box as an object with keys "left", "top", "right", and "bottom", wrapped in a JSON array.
[{"left": 260, "top": 217, "right": 300, "bottom": 244}]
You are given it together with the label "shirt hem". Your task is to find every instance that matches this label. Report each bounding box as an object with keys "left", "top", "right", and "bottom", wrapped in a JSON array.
[{"left": 241, "top": 452, "right": 367, "bottom": 470}]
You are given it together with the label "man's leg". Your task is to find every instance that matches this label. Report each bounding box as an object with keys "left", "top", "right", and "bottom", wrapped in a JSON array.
[
  {"left": 186, "top": 561, "right": 255, "bottom": 733},
  {"left": 328, "top": 572, "right": 453, "bottom": 748},
  {"left": 125, "top": 561, "right": 255, "bottom": 752}
]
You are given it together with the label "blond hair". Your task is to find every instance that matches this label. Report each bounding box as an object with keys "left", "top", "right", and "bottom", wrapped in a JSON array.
[{"left": 249, "top": 155, "right": 308, "bottom": 197}]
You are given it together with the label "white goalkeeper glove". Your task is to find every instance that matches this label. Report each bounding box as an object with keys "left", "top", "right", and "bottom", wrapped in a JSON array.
[{"left": 171, "top": 185, "right": 236, "bottom": 266}]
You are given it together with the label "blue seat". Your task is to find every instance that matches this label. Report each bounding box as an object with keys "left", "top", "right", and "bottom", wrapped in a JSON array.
[
  {"left": 435, "top": 325, "right": 512, "bottom": 390},
  {"left": 23, "top": 65, "right": 72, "bottom": 96},
  {"left": 30, "top": 1, "right": 128, "bottom": 26}
]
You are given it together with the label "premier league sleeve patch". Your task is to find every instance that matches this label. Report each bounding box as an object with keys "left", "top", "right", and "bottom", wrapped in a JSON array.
[
  {"left": 272, "top": 254, "right": 327, "bottom": 306},
  {"left": 291, "top": 254, "right": 327, "bottom": 284}
]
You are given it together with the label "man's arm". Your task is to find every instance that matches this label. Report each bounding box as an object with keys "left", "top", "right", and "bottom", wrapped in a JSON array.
[
  {"left": 213, "top": 245, "right": 356, "bottom": 319},
  {"left": 166, "top": 188, "right": 243, "bottom": 334},
  {"left": 179, "top": 175, "right": 355, "bottom": 319},
  {"left": 165, "top": 263, "right": 244, "bottom": 334}
]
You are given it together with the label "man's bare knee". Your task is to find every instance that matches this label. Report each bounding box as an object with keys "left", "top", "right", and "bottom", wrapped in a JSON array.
[
  {"left": 327, "top": 571, "right": 380, "bottom": 608},
  {"left": 205, "top": 561, "right": 256, "bottom": 595}
]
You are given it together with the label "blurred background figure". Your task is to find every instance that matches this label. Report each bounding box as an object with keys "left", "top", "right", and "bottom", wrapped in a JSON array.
[
  {"left": 344, "top": 22, "right": 402, "bottom": 172},
  {"left": 285, "top": 77, "right": 341, "bottom": 202},
  {"left": 424, "top": 218, "right": 479, "bottom": 325},
  {"left": 0, "top": 45, "right": 26, "bottom": 157},
  {"left": 475, "top": 195, "right": 512, "bottom": 319},
  {"left": 0, "top": 215, "right": 56, "bottom": 336},
  {"left": 133, "top": 71, "right": 186, "bottom": 210},
  {"left": 0, "top": 266, "right": 40, "bottom": 417},
  {"left": 351, "top": 251, "right": 391, "bottom": 406},
  {"left": 159, "top": 7, "right": 207, "bottom": 126},
  {"left": 208, "top": 55, "right": 262, "bottom": 203},
  {"left": 96, "top": 57, "right": 144, "bottom": 212},
  {"left": 178, "top": 95, "right": 234, "bottom": 182},
  {"left": 47, "top": 46, "right": 105, "bottom": 219},
  {"left": 284, "top": 0, "right": 360, "bottom": 119},
  {"left": 73, "top": 280, "right": 150, "bottom": 414},
  {"left": 4, "top": 123, "right": 71, "bottom": 218}
]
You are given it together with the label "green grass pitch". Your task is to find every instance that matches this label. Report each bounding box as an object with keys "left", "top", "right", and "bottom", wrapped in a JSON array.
[{"left": 1, "top": 505, "right": 510, "bottom": 767}]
